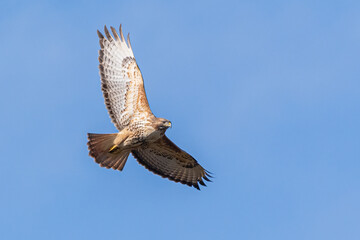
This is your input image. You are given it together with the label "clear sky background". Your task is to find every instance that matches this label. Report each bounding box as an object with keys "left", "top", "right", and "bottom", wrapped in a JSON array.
[{"left": 1, "top": 0, "right": 360, "bottom": 239}]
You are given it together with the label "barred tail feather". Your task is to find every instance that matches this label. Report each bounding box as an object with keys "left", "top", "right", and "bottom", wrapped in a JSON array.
[{"left": 87, "top": 133, "right": 130, "bottom": 171}]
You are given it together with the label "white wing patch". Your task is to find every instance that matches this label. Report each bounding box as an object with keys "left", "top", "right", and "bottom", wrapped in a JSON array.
[{"left": 98, "top": 25, "right": 152, "bottom": 130}]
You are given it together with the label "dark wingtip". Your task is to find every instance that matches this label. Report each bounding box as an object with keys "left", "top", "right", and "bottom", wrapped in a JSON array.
[
  {"left": 119, "top": 24, "right": 125, "bottom": 42},
  {"left": 193, "top": 183, "right": 200, "bottom": 190},
  {"left": 203, "top": 175, "right": 212, "bottom": 182},
  {"left": 204, "top": 170, "right": 214, "bottom": 179},
  {"left": 205, "top": 169, "right": 214, "bottom": 175},
  {"left": 97, "top": 30, "right": 104, "bottom": 38},
  {"left": 104, "top": 25, "right": 111, "bottom": 39},
  {"left": 110, "top": 26, "right": 120, "bottom": 41},
  {"left": 127, "top": 33, "right": 132, "bottom": 49},
  {"left": 199, "top": 179, "right": 206, "bottom": 186}
]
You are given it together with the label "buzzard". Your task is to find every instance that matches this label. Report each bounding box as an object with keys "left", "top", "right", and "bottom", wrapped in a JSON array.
[{"left": 87, "top": 25, "right": 212, "bottom": 190}]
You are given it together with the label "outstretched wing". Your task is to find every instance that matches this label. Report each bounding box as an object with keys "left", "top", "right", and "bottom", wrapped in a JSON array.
[
  {"left": 97, "top": 25, "right": 152, "bottom": 130},
  {"left": 131, "top": 136, "right": 212, "bottom": 190}
]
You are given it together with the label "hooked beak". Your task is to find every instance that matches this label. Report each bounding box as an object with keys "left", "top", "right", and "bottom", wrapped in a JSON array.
[{"left": 165, "top": 121, "right": 172, "bottom": 128}]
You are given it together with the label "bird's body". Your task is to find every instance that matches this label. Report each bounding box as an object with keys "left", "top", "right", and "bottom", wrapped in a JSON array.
[
  {"left": 87, "top": 25, "right": 211, "bottom": 189},
  {"left": 112, "top": 116, "right": 170, "bottom": 150}
]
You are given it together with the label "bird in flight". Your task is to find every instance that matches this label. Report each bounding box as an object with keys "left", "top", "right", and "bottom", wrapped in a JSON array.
[{"left": 87, "top": 25, "right": 212, "bottom": 190}]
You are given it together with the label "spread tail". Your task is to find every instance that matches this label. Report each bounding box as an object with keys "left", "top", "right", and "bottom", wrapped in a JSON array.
[{"left": 87, "top": 133, "right": 130, "bottom": 171}]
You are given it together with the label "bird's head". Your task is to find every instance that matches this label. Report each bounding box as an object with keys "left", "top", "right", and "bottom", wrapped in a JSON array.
[{"left": 155, "top": 118, "right": 172, "bottom": 131}]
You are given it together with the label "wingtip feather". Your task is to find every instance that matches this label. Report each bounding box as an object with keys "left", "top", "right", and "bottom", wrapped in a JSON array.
[
  {"left": 199, "top": 179, "right": 206, "bottom": 186},
  {"left": 97, "top": 30, "right": 104, "bottom": 39},
  {"left": 127, "top": 33, "right": 132, "bottom": 49},
  {"left": 203, "top": 175, "right": 212, "bottom": 182},
  {"left": 104, "top": 25, "right": 112, "bottom": 40},
  {"left": 110, "top": 26, "right": 120, "bottom": 41},
  {"left": 193, "top": 183, "right": 200, "bottom": 190},
  {"left": 119, "top": 24, "right": 125, "bottom": 42}
]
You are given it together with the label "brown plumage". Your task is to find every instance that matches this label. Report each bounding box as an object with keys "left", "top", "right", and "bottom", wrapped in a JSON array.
[{"left": 87, "top": 25, "right": 212, "bottom": 190}]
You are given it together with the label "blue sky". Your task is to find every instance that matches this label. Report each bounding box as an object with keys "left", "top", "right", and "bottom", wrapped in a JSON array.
[{"left": 1, "top": 0, "right": 360, "bottom": 239}]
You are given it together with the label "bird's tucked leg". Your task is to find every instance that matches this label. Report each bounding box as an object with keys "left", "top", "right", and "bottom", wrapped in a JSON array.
[{"left": 109, "top": 145, "right": 122, "bottom": 153}]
